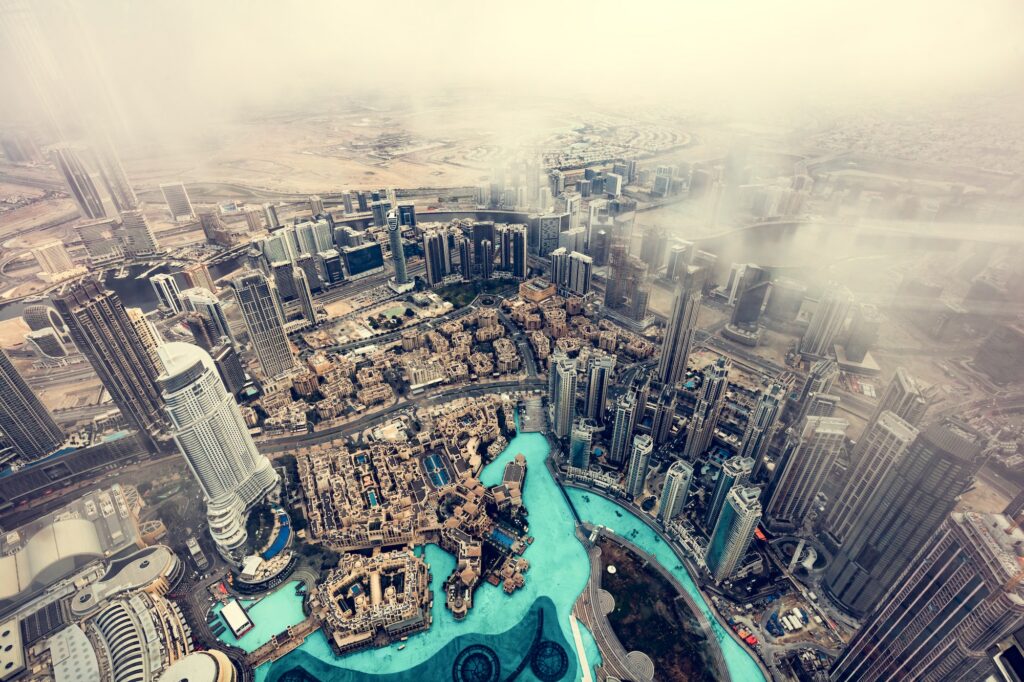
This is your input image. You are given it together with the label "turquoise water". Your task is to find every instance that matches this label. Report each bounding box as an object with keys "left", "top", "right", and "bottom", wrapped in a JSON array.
[
  {"left": 209, "top": 581, "right": 307, "bottom": 653},
  {"left": 237, "top": 428, "right": 764, "bottom": 681},
  {"left": 566, "top": 488, "right": 766, "bottom": 682}
]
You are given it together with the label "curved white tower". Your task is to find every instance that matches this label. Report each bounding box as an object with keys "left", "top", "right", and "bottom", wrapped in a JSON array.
[{"left": 158, "top": 342, "right": 278, "bottom": 563}]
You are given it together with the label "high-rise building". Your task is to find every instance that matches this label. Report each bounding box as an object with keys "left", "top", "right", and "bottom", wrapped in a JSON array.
[
  {"left": 609, "top": 391, "right": 639, "bottom": 466},
  {"left": 664, "top": 242, "right": 694, "bottom": 281},
  {"left": 801, "top": 283, "right": 854, "bottom": 357},
  {"left": 397, "top": 203, "right": 416, "bottom": 227},
  {"left": 843, "top": 303, "right": 880, "bottom": 362},
  {"left": 651, "top": 385, "right": 676, "bottom": 445},
  {"left": 584, "top": 352, "right": 615, "bottom": 422},
  {"left": 150, "top": 273, "right": 182, "bottom": 314},
  {"left": 704, "top": 455, "right": 755, "bottom": 530},
  {"left": 547, "top": 350, "right": 577, "bottom": 439},
  {"left": 119, "top": 209, "right": 159, "bottom": 256},
  {"left": 26, "top": 328, "right": 68, "bottom": 359},
  {"left": 659, "top": 460, "right": 694, "bottom": 525},
  {"left": 705, "top": 486, "right": 762, "bottom": 582},
  {"left": 182, "top": 262, "right": 216, "bottom": 293},
  {"left": 158, "top": 342, "right": 279, "bottom": 563},
  {"left": 244, "top": 207, "right": 264, "bottom": 232},
  {"left": 639, "top": 227, "right": 668, "bottom": 270},
  {"left": 683, "top": 357, "right": 730, "bottom": 459},
  {"left": 794, "top": 358, "right": 839, "bottom": 424},
  {"left": 730, "top": 264, "right": 770, "bottom": 329},
  {"left": 93, "top": 141, "right": 137, "bottom": 212},
  {"left": 271, "top": 260, "right": 297, "bottom": 301},
  {"left": 126, "top": 307, "right": 164, "bottom": 371},
  {"left": 765, "top": 416, "right": 847, "bottom": 530},
  {"left": 549, "top": 248, "right": 569, "bottom": 290},
  {"left": 866, "top": 366, "right": 932, "bottom": 431},
  {"left": 831, "top": 512, "right": 1024, "bottom": 682},
  {"left": 387, "top": 211, "right": 409, "bottom": 286},
  {"left": 262, "top": 203, "right": 280, "bottom": 229},
  {"left": 211, "top": 342, "right": 246, "bottom": 396},
  {"left": 0, "top": 349, "right": 63, "bottom": 461},
  {"left": 741, "top": 380, "right": 786, "bottom": 479},
  {"left": 76, "top": 217, "right": 123, "bottom": 264},
  {"left": 185, "top": 312, "right": 217, "bottom": 350},
  {"left": 53, "top": 279, "right": 165, "bottom": 439},
  {"left": 569, "top": 418, "right": 597, "bottom": 469},
  {"left": 509, "top": 224, "right": 529, "bottom": 280},
  {"left": 423, "top": 229, "right": 452, "bottom": 287},
  {"left": 824, "top": 419, "right": 985, "bottom": 616},
  {"left": 53, "top": 147, "right": 105, "bottom": 219},
  {"left": 31, "top": 239, "right": 74, "bottom": 275},
  {"left": 180, "top": 288, "right": 233, "bottom": 343},
  {"left": 292, "top": 267, "right": 317, "bottom": 324},
  {"left": 160, "top": 182, "right": 195, "bottom": 222},
  {"left": 566, "top": 251, "right": 593, "bottom": 296},
  {"left": 658, "top": 266, "right": 702, "bottom": 386},
  {"left": 624, "top": 434, "right": 654, "bottom": 498},
  {"left": 308, "top": 194, "right": 324, "bottom": 217},
  {"left": 230, "top": 271, "right": 295, "bottom": 379},
  {"left": 824, "top": 411, "right": 917, "bottom": 547},
  {"left": 480, "top": 239, "right": 494, "bottom": 280},
  {"left": 458, "top": 237, "right": 473, "bottom": 279}
]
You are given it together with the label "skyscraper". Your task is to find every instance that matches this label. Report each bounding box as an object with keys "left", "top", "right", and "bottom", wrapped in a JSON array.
[
  {"left": 93, "top": 141, "right": 137, "bottom": 212},
  {"left": 584, "top": 352, "right": 615, "bottom": 422},
  {"left": 794, "top": 358, "right": 839, "bottom": 424},
  {"left": 569, "top": 418, "right": 597, "bottom": 469},
  {"left": 658, "top": 266, "right": 702, "bottom": 386},
  {"left": 387, "top": 211, "right": 409, "bottom": 286},
  {"left": 159, "top": 182, "right": 195, "bottom": 221},
  {"left": 801, "top": 283, "right": 854, "bottom": 357},
  {"left": 866, "top": 366, "right": 932, "bottom": 431},
  {"left": 423, "top": 229, "right": 452, "bottom": 287},
  {"left": 831, "top": 512, "right": 1024, "bottom": 682},
  {"left": 705, "top": 486, "right": 762, "bottom": 582},
  {"left": 150, "top": 273, "right": 182, "bottom": 314},
  {"left": 682, "top": 356, "right": 730, "bottom": 459},
  {"left": 480, "top": 239, "right": 494, "bottom": 280},
  {"left": 651, "top": 385, "right": 676, "bottom": 445},
  {"left": 659, "top": 460, "right": 694, "bottom": 525},
  {"left": 741, "top": 380, "right": 786, "bottom": 479},
  {"left": 704, "top": 455, "right": 754, "bottom": 531},
  {"left": 729, "top": 264, "right": 770, "bottom": 329},
  {"left": 158, "top": 342, "right": 279, "bottom": 563},
  {"left": 262, "top": 203, "right": 280, "bottom": 229},
  {"left": 824, "top": 411, "right": 917, "bottom": 547},
  {"left": 765, "top": 416, "right": 847, "bottom": 530},
  {"left": 119, "top": 209, "right": 159, "bottom": 256},
  {"left": 182, "top": 262, "right": 217, "bottom": 292},
  {"left": 609, "top": 391, "right": 639, "bottom": 466},
  {"left": 0, "top": 349, "right": 63, "bottom": 461},
  {"left": 824, "top": 419, "right": 985, "bottom": 616},
  {"left": 549, "top": 247, "right": 569, "bottom": 289},
  {"left": 230, "top": 271, "right": 295, "bottom": 379},
  {"left": 510, "top": 224, "right": 529, "bottom": 280},
  {"left": 624, "top": 434, "right": 654, "bottom": 498},
  {"left": 53, "top": 146, "right": 105, "bottom": 219},
  {"left": 180, "top": 288, "right": 233, "bottom": 343},
  {"left": 53, "top": 279, "right": 165, "bottom": 440},
  {"left": 566, "top": 251, "right": 593, "bottom": 296},
  {"left": 293, "top": 267, "right": 317, "bottom": 324},
  {"left": 547, "top": 350, "right": 577, "bottom": 439},
  {"left": 308, "top": 194, "right": 324, "bottom": 217}
]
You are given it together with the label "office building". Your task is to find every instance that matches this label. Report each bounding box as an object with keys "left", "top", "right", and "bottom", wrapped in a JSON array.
[
  {"left": 639, "top": 227, "right": 668, "bottom": 270},
  {"left": 683, "top": 357, "right": 730, "bottom": 459},
  {"left": 651, "top": 385, "right": 676, "bottom": 445},
  {"left": 705, "top": 486, "right": 762, "bottom": 582},
  {"left": 181, "top": 288, "right": 232, "bottom": 342},
  {"left": 584, "top": 352, "right": 615, "bottom": 422},
  {"left": 843, "top": 303, "right": 880, "bottom": 362},
  {"left": 158, "top": 342, "right": 279, "bottom": 562},
  {"left": 609, "top": 391, "right": 639, "bottom": 466},
  {"left": 371, "top": 200, "right": 389, "bottom": 227},
  {"left": 387, "top": 211, "right": 410, "bottom": 286},
  {"left": 801, "top": 283, "right": 854, "bottom": 357},
  {"left": 0, "top": 349, "right": 63, "bottom": 461},
  {"left": 549, "top": 247, "right": 570, "bottom": 291},
  {"left": 308, "top": 194, "right": 324, "bottom": 217},
  {"left": 150, "top": 273, "right": 182, "bottom": 314},
  {"left": 825, "top": 411, "right": 917, "bottom": 547},
  {"left": 31, "top": 239, "right": 74, "bottom": 275},
  {"left": 458, "top": 237, "right": 473, "bottom": 278},
  {"left": 230, "top": 271, "right": 295, "bottom": 379},
  {"left": 831, "top": 512, "right": 1024, "bottom": 682},
  {"left": 160, "top": 182, "right": 195, "bottom": 221},
  {"left": 182, "top": 262, "right": 216, "bottom": 292},
  {"left": 569, "top": 418, "right": 597, "bottom": 469},
  {"left": 53, "top": 279, "right": 165, "bottom": 439},
  {"left": 126, "top": 307, "right": 164, "bottom": 370},
  {"left": 295, "top": 253, "right": 322, "bottom": 292},
  {"left": 794, "top": 358, "right": 839, "bottom": 424},
  {"left": 53, "top": 146, "right": 105, "bottom": 219},
  {"left": 423, "top": 229, "right": 452, "bottom": 286},
  {"left": 119, "top": 208, "right": 159, "bottom": 256},
  {"left": 566, "top": 251, "right": 593, "bottom": 296},
  {"left": 211, "top": 342, "right": 246, "bottom": 396},
  {"left": 658, "top": 266, "right": 703, "bottom": 386},
  {"left": 824, "top": 419, "right": 985, "bottom": 616},
  {"left": 244, "top": 207, "right": 263, "bottom": 232},
  {"left": 26, "top": 328, "right": 69, "bottom": 359},
  {"left": 866, "top": 366, "right": 932, "bottom": 431},
  {"left": 537, "top": 213, "right": 567, "bottom": 258},
  {"left": 659, "top": 460, "right": 694, "bottom": 525},
  {"left": 397, "top": 203, "right": 416, "bottom": 227},
  {"left": 90, "top": 142, "right": 137, "bottom": 212},
  {"left": 185, "top": 313, "right": 217, "bottom": 350},
  {"left": 271, "top": 260, "right": 297, "bottom": 301},
  {"left": 664, "top": 242, "right": 694, "bottom": 281},
  {"left": 547, "top": 350, "right": 578, "bottom": 439},
  {"left": 480, "top": 239, "right": 494, "bottom": 279},
  {"left": 741, "top": 380, "right": 786, "bottom": 479},
  {"left": 704, "top": 455, "right": 755, "bottom": 530},
  {"left": 765, "top": 416, "right": 847, "bottom": 530},
  {"left": 342, "top": 242, "right": 385, "bottom": 278},
  {"left": 624, "top": 434, "right": 654, "bottom": 498}
]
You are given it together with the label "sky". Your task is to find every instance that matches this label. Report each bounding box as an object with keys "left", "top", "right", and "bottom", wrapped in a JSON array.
[{"left": 2, "top": 0, "right": 1024, "bottom": 139}]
